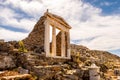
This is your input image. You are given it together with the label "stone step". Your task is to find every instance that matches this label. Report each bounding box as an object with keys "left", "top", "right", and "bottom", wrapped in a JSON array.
[
  {"left": 27, "top": 59, "right": 48, "bottom": 66},
  {"left": 27, "top": 55, "right": 39, "bottom": 59},
  {"left": 33, "top": 64, "right": 69, "bottom": 72},
  {"left": 0, "top": 74, "right": 33, "bottom": 80},
  {"left": 30, "top": 65, "right": 63, "bottom": 80}
]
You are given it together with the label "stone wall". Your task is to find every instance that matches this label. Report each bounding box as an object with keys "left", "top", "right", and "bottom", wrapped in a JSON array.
[
  {"left": 56, "top": 31, "right": 62, "bottom": 56},
  {"left": 56, "top": 31, "right": 68, "bottom": 57},
  {"left": 23, "top": 16, "right": 46, "bottom": 53},
  {"left": 65, "top": 32, "right": 68, "bottom": 57}
]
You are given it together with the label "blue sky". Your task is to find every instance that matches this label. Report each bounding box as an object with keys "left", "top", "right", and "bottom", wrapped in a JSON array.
[
  {"left": 82, "top": 0, "right": 120, "bottom": 55},
  {"left": 83, "top": 0, "right": 120, "bottom": 15},
  {"left": 0, "top": 0, "right": 120, "bottom": 56}
]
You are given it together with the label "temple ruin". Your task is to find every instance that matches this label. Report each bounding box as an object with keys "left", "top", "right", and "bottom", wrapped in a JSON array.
[{"left": 23, "top": 10, "right": 71, "bottom": 59}]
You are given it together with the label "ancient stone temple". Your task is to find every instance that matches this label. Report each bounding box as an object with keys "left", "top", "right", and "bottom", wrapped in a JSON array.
[{"left": 23, "top": 10, "right": 71, "bottom": 59}]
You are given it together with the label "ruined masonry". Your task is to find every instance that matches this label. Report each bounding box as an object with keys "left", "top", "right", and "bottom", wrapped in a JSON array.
[
  {"left": 23, "top": 10, "right": 71, "bottom": 59},
  {"left": 89, "top": 63, "right": 100, "bottom": 80}
]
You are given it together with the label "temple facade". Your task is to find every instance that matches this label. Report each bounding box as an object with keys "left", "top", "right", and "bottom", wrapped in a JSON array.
[{"left": 23, "top": 11, "right": 71, "bottom": 59}]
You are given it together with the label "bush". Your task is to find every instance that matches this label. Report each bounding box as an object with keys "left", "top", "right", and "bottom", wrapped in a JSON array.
[
  {"left": 18, "top": 41, "right": 28, "bottom": 53},
  {"left": 72, "top": 52, "right": 81, "bottom": 63}
]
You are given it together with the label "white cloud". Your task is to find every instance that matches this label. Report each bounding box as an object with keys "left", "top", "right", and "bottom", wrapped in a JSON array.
[
  {"left": 1, "top": 0, "right": 45, "bottom": 17},
  {"left": 80, "top": 36, "right": 120, "bottom": 50},
  {"left": 0, "top": 28, "right": 28, "bottom": 41},
  {"left": 0, "top": 7, "right": 36, "bottom": 31},
  {"left": 0, "top": 0, "right": 120, "bottom": 52}
]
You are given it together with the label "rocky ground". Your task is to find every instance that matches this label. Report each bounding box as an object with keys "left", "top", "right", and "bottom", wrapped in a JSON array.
[{"left": 0, "top": 41, "right": 120, "bottom": 80}]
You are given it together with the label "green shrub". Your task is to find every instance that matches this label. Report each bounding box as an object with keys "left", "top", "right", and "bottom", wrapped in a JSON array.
[
  {"left": 18, "top": 40, "right": 28, "bottom": 53},
  {"left": 72, "top": 52, "right": 81, "bottom": 63}
]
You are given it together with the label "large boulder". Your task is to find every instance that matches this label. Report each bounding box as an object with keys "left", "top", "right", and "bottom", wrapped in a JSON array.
[
  {"left": 0, "top": 42, "right": 14, "bottom": 52},
  {"left": 0, "top": 55, "right": 16, "bottom": 70}
]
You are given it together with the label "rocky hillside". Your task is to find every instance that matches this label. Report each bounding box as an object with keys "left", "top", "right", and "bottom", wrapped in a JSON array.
[
  {"left": 0, "top": 41, "right": 120, "bottom": 79},
  {"left": 71, "top": 44, "right": 120, "bottom": 73},
  {"left": 71, "top": 44, "right": 120, "bottom": 62}
]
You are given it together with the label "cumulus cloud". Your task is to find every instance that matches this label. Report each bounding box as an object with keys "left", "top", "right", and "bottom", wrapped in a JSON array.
[
  {"left": 0, "top": 7, "right": 36, "bottom": 31},
  {"left": 0, "top": 28, "right": 28, "bottom": 41},
  {"left": 0, "top": 0, "right": 120, "bottom": 52},
  {"left": 1, "top": 0, "right": 45, "bottom": 17}
]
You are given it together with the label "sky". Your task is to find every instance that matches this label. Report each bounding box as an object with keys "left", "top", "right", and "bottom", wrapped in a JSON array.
[{"left": 0, "top": 0, "right": 120, "bottom": 56}]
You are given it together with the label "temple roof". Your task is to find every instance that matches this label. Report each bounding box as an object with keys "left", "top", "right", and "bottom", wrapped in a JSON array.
[{"left": 44, "top": 11, "right": 72, "bottom": 29}]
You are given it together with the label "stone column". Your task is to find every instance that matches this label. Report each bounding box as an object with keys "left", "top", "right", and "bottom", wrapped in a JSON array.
[
  {"left": 61, "top": 31, "right": 65, "bottom": 57},
  {"left": 67, "top": 31, "right": 71, "bottom": 58},
  {"left": 52, "top": 27, "right": 56, "bottom": 57},
  {"left": 44, "top": 19, "right": 50, "bottom": 57}
]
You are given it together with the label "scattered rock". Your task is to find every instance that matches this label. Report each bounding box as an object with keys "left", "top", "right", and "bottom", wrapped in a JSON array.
[
  {"left": 0, "top": 71, "right": 19, "bottom": 77},
  {"left": 0, "top": 42, "right": 14, "bottom": 52},
  {"left": 66, "top": 70, "right": 76, "bottom": 75},
  {"left": 18, "top": 67, "right": 29, "bottom": 74},
  {"left": 0, "top": 71, "right": 33, "bottom": 80},
  {"left": 64, "top": 75, "right": 79, "bottom": 80},
  {"left": 0, "top": 55, "right": 16, "bottom": 70}
]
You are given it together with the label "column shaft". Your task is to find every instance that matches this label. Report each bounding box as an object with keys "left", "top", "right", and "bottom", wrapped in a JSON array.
[
  {"left": 44, "top": 19, "right": 50, "bottom": 57},
  {"left": 67, "top": 31, "right": 70, "bottom": 58},
  {"left": 61, "top": 31, "right": 65, "bottom": 57},
  {"left": 52, "top": 27, "right": 56, "bottom": 57}
]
